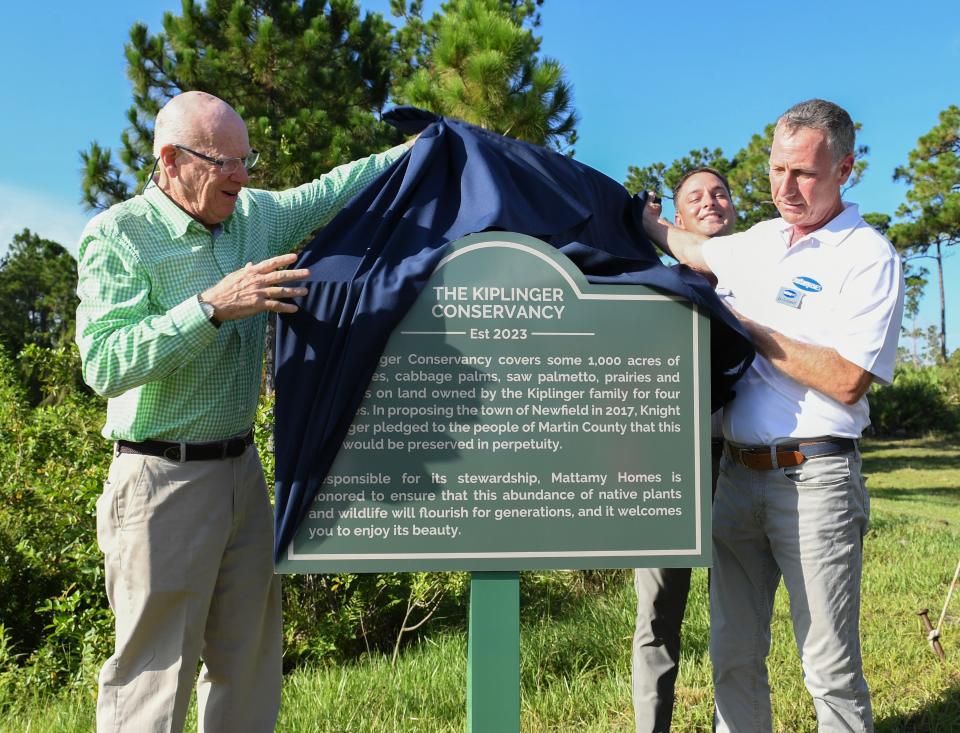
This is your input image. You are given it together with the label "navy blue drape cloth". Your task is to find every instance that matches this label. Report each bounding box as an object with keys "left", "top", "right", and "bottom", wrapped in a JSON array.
[{"left": 273, "top": 107, "right": 754, "bottom": 562}]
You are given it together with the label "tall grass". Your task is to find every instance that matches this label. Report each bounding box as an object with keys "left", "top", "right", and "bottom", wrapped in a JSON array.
[{"left": 2, "top": 438, "right": 959, "bottom": 732}]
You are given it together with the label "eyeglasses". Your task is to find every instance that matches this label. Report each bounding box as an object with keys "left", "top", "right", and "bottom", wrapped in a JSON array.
[{"left": 174, "top": 144, "right": 260, "bottom": 175}]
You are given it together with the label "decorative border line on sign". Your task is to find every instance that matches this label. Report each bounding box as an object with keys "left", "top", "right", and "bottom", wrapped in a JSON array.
[{"left": 288, "top": 239, "right": 704, "bottom": 562}]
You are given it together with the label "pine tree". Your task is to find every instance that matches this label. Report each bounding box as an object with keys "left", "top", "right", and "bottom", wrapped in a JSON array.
[
  {"left": 390, "top": 0, "right": 578, "bottom": 152},
  {"left": 81, "top": 0, "right": 401, "bottom": 210},
  {"left": 890, "top": 105, "right": 960, "bottom": 362},
  {"left": 0, "top": 229, "right": 79, "bottom": 357}
]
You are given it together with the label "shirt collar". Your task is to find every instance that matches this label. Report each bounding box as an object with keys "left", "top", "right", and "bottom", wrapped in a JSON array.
[
  {"left": 143, "top": 184, "right": 235, "bottom": 239},
  {"left": 778, "top": 202, "right": 861, "bottom": 249}
]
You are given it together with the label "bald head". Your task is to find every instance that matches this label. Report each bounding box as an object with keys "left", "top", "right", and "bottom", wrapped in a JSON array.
[
  {"left": 152, "top": 91, "right": 252, "bottom": 228},
  {"left": 153, "top": 91, "right": 247, "bottom": 157}
]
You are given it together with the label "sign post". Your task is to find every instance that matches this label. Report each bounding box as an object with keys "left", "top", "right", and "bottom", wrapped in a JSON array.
[
  {"left": 278, "top": 232, "right": 711, "bottom": 729},
  {"left": 467, "top": 571, "right": 520, "bottom": 732}
]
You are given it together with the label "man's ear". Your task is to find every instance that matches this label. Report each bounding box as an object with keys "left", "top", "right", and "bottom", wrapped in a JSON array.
[
  {"left": 674, "top": 213, "right": 685, "bottom": 230},
  {"left": 836, "top": 152, "right": 855, "bottom": 186},
  {"left": 158, "top": 144, "right": 180, "bottom": 180}
]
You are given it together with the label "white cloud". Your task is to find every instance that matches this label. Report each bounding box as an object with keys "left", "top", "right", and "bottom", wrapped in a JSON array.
[{"left": 0, "top": 182, "right": 92, "bottom": 258}]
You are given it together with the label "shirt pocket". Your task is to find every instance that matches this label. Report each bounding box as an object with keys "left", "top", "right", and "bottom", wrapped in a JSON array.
[{"left": 148, "top": 249, "right": 216, "bottom": 310}]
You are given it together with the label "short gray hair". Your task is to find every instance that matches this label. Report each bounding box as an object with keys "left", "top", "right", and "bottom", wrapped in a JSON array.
[
  {"left": 776, "top": 99, "right": 855, "bottom": 162},
  {"left": 153, "top": 111, "right": 190, "bottom": 158}
]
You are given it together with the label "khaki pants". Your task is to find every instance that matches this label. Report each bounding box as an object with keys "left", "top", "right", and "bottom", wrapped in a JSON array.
[{"left": 95, "top": 448, "right": 282, "bottom": 733}]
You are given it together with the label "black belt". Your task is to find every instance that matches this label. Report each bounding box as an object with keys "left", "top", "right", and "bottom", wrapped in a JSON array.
[
  {"left": 116, "top": 430, "right": 254, "bottom": 462},
  {"left": 726, "top": 437, "right": 857, "bottom": 471}
]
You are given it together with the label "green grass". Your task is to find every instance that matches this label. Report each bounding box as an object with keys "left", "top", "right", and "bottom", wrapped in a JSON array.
[{"left": 3, "top": 437, "right": 959, "bottom": 732}]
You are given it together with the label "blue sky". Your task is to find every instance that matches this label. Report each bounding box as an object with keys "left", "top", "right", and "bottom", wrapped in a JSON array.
[{"left": 3, "top": 0, "right": 958, "bottom": 353}]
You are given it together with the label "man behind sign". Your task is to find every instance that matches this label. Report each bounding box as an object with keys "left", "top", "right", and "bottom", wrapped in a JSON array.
[
  {"left": 642, "top": 99, "right": 903, "bottom": 732},
  {"left": 76, "top": 91, "right": 410, "bottom": 732},
  {"left": 632, "top": 167, "right": 737, "bottom": 733}
]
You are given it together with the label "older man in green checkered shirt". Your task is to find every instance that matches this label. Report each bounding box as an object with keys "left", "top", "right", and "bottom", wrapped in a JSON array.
[{"left": 76, "top": 91, "right": 410, "bottom": 733}]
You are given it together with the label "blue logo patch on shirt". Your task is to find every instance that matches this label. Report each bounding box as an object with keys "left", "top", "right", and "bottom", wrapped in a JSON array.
[
  {"left": 776, "top": 287, "right": 803, "bottom": 309},
  {"left": 792, "top": 276, "right": 822, "bottom": 293}
]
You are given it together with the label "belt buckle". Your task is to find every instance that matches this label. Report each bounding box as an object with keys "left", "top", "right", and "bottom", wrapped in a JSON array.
[
  {"left": 163, "top": 442, "right": 187, "bottom": 463},
  {"left": 732, "top": 445, "right": 757, "bottom": 469}
]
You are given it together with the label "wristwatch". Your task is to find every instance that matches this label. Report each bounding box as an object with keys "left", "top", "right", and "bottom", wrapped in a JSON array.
[{"left": 197, "top": 293, "right": 221, "bottom": 328}]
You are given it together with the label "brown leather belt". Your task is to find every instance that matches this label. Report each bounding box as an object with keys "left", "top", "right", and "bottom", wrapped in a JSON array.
[
  {"left": 116, "top": 430, "right": 254, "bottom": 462},
  {"left": 726, "top": 437, "right": 857, "bottom": 471}
]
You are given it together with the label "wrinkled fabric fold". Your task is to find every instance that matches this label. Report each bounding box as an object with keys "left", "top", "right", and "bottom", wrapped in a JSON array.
[{"left": 273, "top": 107, "right": 754, "bottom": 562}]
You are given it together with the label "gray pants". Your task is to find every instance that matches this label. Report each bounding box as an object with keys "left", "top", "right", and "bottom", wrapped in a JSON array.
[
  {"left": 632, "top": 567, "right": 691, "bottom": 732},
  {"left": 711, "top": 448, "right": 872, "bottom": 732},
  {"left": 632, "top": 440, "right": 720, "bottom": 732}
]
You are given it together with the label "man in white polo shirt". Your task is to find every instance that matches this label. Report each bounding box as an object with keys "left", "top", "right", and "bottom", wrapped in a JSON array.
[{"left": 642, "top": 99, "right": 904, "bottom": 732}]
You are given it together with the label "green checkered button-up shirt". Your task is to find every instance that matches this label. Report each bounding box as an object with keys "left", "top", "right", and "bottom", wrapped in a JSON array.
[{"left": 76, "top": 144, "right": 407, "bottom": 442}]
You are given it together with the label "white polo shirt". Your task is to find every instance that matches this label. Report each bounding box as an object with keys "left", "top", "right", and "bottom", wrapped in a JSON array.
[{"left": 703, "top": 203, "right": 904, "bottom": 445}]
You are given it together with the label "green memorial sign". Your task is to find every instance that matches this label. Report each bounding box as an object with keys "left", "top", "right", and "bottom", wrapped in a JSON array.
[{"left": 278, "top": 232, "right": 711, "bottom": 573}]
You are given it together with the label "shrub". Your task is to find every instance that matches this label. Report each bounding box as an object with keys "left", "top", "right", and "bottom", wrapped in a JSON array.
[
  {"left": 868, "top": 361, "right": 960, "bottom": 436},
  {"left": 0, "top": 345, "right": 112, "bottom": 693},
  {"left": 3, "top": 351, "right": 623, "bottom": 695},
  {"left": 255, "top": 396, "right": 473, "bottom": 669}
]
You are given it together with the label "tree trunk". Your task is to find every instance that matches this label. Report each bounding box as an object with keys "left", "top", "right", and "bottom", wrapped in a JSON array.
[{"left": 936, "top": 241, "right": 947, "bottom": 362}]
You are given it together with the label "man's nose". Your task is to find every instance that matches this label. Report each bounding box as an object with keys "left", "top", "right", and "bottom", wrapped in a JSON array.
[
  {"left": 781, "top": 172, "right": 799, "bottom": 194},
  {"left": 233, "top": 164, "right": 250, "bottom": 185}
]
